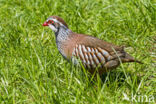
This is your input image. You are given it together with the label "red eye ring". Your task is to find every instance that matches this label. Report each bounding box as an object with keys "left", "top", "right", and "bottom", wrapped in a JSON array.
[{"left": 48, "top": 20, "right": 54, "bottom": 24}]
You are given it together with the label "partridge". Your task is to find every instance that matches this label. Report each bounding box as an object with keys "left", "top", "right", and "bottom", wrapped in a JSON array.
[{"left": 43, "top": 16, "right": 142, "bottom": 75}]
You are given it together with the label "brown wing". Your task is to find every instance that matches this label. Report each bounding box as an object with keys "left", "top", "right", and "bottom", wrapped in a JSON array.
[
  {"left": 64, "top": 33, "right": 140, "bottom": 69},
  {"left": 80, "top": 34, "right": 124, "bottom": 52},
  {"left": 62, "top": 32, "right": 124, "bottom": 59},
  {"left": 69, "top": 33, "right": 125, "bottom": 55}
]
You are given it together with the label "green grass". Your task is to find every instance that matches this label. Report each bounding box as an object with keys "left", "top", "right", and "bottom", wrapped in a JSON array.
[{"left": 0, "top": 0, "right": 155, "bottom": 103}]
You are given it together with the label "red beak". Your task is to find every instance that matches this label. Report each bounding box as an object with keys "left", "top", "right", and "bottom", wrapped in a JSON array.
[{"left": 42, "top": 22, "right": 48, "bottom": 26}]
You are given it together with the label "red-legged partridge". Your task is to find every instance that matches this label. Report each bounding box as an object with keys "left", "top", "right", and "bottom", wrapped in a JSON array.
[{"left": 43, "top": 16, "right": 142, "bottom": 75}]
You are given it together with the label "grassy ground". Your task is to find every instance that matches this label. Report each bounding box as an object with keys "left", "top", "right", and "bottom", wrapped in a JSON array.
[{"left": 0, "top": 0, "right": 155, "bottom": 103}]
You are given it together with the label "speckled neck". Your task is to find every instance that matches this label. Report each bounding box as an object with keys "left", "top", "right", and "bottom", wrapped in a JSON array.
[
  {"left": 55, "top": 26, "right": 71, "bottom": 43},
  {"left": 55, "top": 26, "right": 72, "bottom": 59}
]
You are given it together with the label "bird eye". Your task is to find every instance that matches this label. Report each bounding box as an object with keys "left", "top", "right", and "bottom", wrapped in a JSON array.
[{"left": 48, "top": 20, "right": 54, "bottom": 24}]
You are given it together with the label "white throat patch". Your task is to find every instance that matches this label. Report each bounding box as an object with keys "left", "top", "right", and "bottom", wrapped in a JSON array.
[{"left": 49, "top": 24, "right": 58, "bottom": 32}]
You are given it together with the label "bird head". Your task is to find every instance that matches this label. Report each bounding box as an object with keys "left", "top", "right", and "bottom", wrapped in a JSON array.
[{"left": 43, "top": 16, "right": 68, "bottom": 32}]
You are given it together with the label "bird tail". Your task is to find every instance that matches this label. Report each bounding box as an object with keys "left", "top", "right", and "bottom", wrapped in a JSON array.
[{"left": 121, "top": 53, "right": 143, "bottom": 64}]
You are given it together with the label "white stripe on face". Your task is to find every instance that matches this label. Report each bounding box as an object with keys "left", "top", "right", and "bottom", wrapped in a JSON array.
[
  {"left": 47, "top": 17, "right": 66, "bottom": 30},
  {"left": 51, "top": 18, "right": 65, "bottom": 27}
]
